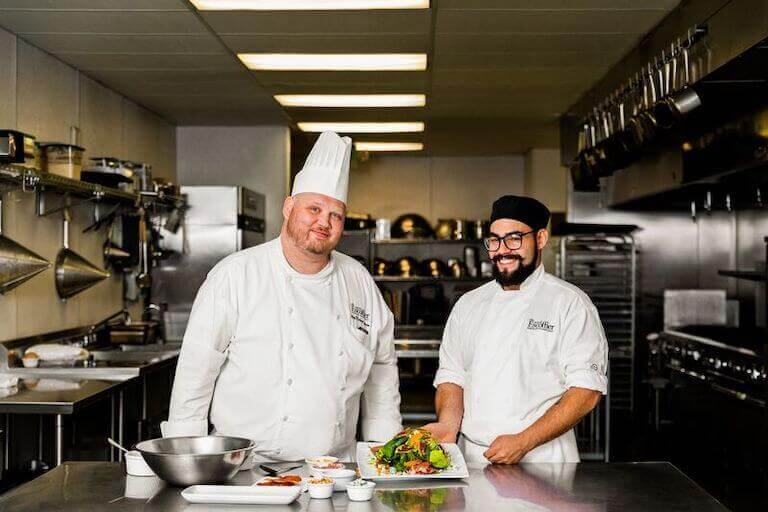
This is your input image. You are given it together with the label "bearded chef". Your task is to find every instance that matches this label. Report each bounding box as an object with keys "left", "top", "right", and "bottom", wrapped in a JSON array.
[
  {"left": 425, "top": 195, "right": 607, "bottom": 464},
  {"left": 162, "top": 131, "right": 402, "bottom": 462}
]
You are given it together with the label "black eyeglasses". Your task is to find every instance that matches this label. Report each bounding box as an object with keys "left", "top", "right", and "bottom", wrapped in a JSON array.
[{"left": 483, "top": 230, "right": 536, "bottom": 251}]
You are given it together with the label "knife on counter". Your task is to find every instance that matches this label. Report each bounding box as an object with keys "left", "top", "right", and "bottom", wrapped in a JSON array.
[{"left": 259, "top": 462, "right": 304, "bottom": 475}]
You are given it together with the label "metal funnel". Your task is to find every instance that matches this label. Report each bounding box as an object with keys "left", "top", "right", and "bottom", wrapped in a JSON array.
[
  {"left": 104, "top": 242, "right": 131, "bottom": 262},
  {"left": 55, "top": 214, "right": 110, "bottom": 299},
  {"left": 0, "top": 198, "right": 51, "bottom": 294}
]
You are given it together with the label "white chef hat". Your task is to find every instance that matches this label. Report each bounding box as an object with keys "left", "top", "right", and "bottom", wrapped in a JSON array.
[{"left": 291, "top": 131, "right": 352, "bottom": 204}]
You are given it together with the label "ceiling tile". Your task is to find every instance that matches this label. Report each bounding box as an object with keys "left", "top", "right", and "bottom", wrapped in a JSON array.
[
  {"left": 200, "top": 10, "right": 431, "bottom": 35},
  {"left": 431, "top": 68, "right": 599, "bottom": 87},
  {"left": 21, "top": 33, "right": 223, "bottom": 53},
  {"left": 436, "top": 10, "right": 670, "bottom": 34},
  {"left": 434, "top": 32, "right": 640, "bottom": 53},
  {"left": 439, "top": 0, "right": 679, "bottom": 9},
  {"left": 0, "top": 0, "right": 680, "bottom": 153},
  {"left": 0, "top": 1, "right": 185, "bottom": 9},
  {"left": 0, "top": 11, "right": 205, "bottom": 34},
  {"left": 288, "top": 107, "right": 426, "bottom": 122},
  {"left": 434, "top": 51, "right": 622, "bottom": 69},
  {"left": 55, "top": 52, "right": 238, "bottom": 71},
  {"left": 154, "top": 106, "right": 289, "bottom": 125},
  {"left": 256, "top": 71, "right": 430, "bottom": 88},
  {"left": 220, "top": 33, "right": 429, "bottom": 53}
]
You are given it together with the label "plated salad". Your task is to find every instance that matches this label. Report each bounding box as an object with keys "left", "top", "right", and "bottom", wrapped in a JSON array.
[{"left": 371, "top": 428, "right": 451, "bottom": 475}]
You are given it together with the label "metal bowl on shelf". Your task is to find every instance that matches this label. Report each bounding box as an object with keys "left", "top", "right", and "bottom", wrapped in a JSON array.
[
  {"left": 396, "top": 256, "right": 421, "bottom": 277},
  {"left": 135, "top": 436, "right": 255, "bottom": 487},
  {"left": 420, "top": 258, "right": 448, "bottom": 277},
  {"left": 391, "top": 214, "right": 434, "bottom": 239},
  {"left": 373, "top": 258, "right": 393, "bottom": 276}
]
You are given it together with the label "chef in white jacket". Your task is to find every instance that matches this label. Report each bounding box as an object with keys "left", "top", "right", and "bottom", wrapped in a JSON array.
[
  {"left": 162, "top": 131, "right": 402, "bottom": 462},
  {"left": 426, "top": 195, "right": 607, "bottom": 464}
]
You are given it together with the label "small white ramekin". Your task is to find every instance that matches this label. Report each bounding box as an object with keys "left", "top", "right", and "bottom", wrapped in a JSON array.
[
  {"left": 346, "top": 480, "right": 376, "bottom": 501},
  {"left": 307, "top": 481, "right": 335, "bottom": 499},
  {"left": 125, "top": 450, "right": 155, "bottom": 477}
]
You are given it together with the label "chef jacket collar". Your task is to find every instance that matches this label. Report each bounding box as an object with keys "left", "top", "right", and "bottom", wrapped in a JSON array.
[
  {"left": 274, "top": 236, "right": 336, "bottom": 282},
  {"left": 493, "top": 263, "right": 544, "bottom": 299}
]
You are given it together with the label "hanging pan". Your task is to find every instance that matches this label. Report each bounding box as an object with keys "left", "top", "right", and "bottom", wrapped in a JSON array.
[
  {"left": 0, "top": 197, "right": 50, "bottom": 294},
  {"left": 55, "top": 210, "right": 110, "bottom": 299}
]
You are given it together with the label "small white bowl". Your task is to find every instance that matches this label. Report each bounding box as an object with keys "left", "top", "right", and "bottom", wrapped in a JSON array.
[
  {"left": 321, "top": 468, "right": 356, "bottom": 491},
  {"left": 305, "top": 455, "right": 338, "bottom": 468},
  {"left": 346, "top": 480, "right": 376, "bottom": 502},
  {"left": 307, "top": 479, "right": 334, "bottom": 499},
  {"left": 22, "top": 357, "right": 39, "bottom": 368},
  {"left": 125, "top": 450, "right": 155, "bottom": 477}
]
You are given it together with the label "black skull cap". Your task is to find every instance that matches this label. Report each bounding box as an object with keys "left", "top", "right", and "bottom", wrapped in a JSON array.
[{"left": 490, "top": 195, "right": 550, "bottom": 231}]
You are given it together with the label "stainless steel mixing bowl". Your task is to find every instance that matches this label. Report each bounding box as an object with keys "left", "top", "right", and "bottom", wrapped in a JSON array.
[{"left": 135, "top": 436, "right": 255, "bottom": 486}]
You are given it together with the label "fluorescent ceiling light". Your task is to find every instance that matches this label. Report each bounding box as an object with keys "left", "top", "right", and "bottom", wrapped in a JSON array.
[
  {"left": 275, "top": 94, "right": 425, "bottom": 108},
  {"left": 238, "top": 53, "right": 427, "bottom": 71},
  {"left": 298, "top": 122, "right": 425, "bottom": 133},
  {"left": 191, "top": 0, "right": 428, "bottom": 10},
  {"left": 355, "top": 142, "right": 424, "bottom": 152}
]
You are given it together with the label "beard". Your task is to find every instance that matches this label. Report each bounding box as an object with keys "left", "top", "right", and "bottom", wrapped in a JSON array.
[
  {"left": 285, "top": 213, "right": 336, "bottom": 255},
  {"left": 492, "top": 245, "right": 539, "bottom": 288}
]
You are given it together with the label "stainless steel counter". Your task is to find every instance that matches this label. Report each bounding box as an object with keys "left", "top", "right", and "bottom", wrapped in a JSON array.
[
  {"left": 0, "top": 461, "right": 726, "bottom": 511},
  {"left": 0, "top": 378, "right": 124, "bottom": 415},
  {"left": 0, "top": 348, "right": 179, "bottom": 466}
]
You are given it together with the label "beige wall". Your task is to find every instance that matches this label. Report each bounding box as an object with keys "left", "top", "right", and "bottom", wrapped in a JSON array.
[
  {"left": 348, "top": 155, "right": 525, "bottom": 224},
  {"left": 0, "top": 31, "right": 177, "bottom": 342},
  {"left": 524, "top": 148, "right": 568, "bottom": 213},
  {"left": 176, "top": 126, "right": 290, "bottom": 240}
]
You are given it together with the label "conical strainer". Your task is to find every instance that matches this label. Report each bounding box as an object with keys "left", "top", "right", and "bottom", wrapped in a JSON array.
[
  {"left": 0, "top": 196, "right": 51, "bottom": 294},
  {"left": 55, "top": 210, "right": 110, "bottom": 299}
]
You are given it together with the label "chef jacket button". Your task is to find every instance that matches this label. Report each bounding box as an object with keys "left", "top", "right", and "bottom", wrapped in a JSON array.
[
  {"left": 288, "top": 343, "right": 294, "bottom": 350},
  {"left": 340, "top": 386, "right": 346, "bottom": 392},
  {"left": 288, "top": 306, "right": 293, "bottom": 314},
  {"left": 335, "top": 421, "right": 341, "bottom": 428},
  {"left": 276, "top": 449, "right": 282, "bottom": 455},
  {"left": 282, "top": 415, "right": 289, "bottom": 422},
  {"left": 287, "top": 378, "right": 293, "bottom": 386},
  {"left": 336, "top": 314, "right": 341, "bottom": 321}
]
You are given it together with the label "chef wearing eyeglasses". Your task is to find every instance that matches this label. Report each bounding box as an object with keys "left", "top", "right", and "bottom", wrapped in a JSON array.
[{"left": 425, "top": 195, "right": 607, "bottom": 464}]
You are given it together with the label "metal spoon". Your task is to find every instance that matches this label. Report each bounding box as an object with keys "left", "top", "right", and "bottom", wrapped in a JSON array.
[{"left": 107, "top": 437, "right": 130, "bottom": 455}]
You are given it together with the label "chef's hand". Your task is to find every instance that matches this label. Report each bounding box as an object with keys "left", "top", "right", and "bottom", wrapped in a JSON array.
[
  {"left": 422, "top": 422, "right": 459, "bottom": 443},
  {"left": 483, "top": 434, "right": 533, "bottom": 464}
]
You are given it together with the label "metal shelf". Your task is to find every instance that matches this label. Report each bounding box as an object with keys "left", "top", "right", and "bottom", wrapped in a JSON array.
[
  {"left": 372, "top": 238, "right": 485, "bottom": 245},
  {"left": 374, "top": 276, "right": 488, "bottom": 283},
  {"left": 0, "top": 164, "right": 183, "bottom": 210}
]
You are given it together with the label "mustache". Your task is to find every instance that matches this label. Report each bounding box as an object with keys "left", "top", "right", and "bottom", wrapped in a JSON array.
[{"left": 492, "top": 254, "right": 522, "bottom": 263}]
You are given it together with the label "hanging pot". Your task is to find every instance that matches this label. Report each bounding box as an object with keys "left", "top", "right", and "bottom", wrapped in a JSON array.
[
  {"left": 0, "top": 197, "right": 50, "bottom": 294},
  {"left": 654, "top": 44, "right": 702, "bottom": 130},
  {"left": 55, "top": 211, "right": 110, "bottom": 299}
]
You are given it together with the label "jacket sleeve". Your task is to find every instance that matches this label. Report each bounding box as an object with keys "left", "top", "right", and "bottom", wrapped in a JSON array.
[
  {"left": 162, "top": 264, "right": 238, "bottom": 437},
  {"left": 559, "top": 297, "right": 609, "bottom": 395},
  {"left": 360, "top": 287, "right": 402, "bottom": 442},
  {"left": 433, "top": 301, "right": 467, "bottom": 388}
]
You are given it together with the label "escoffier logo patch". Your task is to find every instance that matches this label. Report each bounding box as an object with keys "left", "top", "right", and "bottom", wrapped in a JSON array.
[
  {"left": 527, "top": 319, "right": 555, "bottom": 332},
  {"left": 350, "top": 302, "right": 370, "bottom": 335}
]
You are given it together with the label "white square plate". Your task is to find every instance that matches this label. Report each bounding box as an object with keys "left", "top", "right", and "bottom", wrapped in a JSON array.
[
  {"left": 181, "top": 485, "right": 301, "bottom": 505},
  {"left": 356, "top": 442, "right": 469, "bottom": 481}
]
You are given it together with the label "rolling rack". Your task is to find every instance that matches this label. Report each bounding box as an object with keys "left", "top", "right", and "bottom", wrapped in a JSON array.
[{"left": 558, "top": 229, "right": 637, "bottom": 461}]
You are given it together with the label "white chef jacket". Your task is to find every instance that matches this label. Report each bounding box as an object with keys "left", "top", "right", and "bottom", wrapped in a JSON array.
[
  {"left": 162, "top": 237, "right": 402, "bottom": 462},
  {"left": 434, "top": 264, "right": 607, "bottom": 463}
]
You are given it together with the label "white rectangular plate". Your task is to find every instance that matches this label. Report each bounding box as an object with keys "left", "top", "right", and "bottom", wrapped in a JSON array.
[
  {"left": 356, "top": 442, "right": 469, "bottom": 481},
  {"left": 181, "top": 485, "right": 301, "bottom": 505}
]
